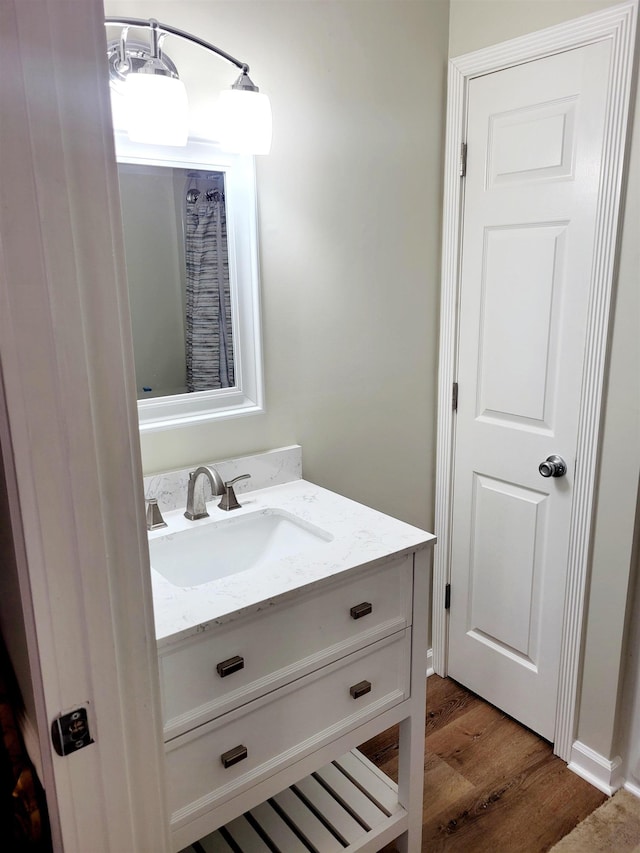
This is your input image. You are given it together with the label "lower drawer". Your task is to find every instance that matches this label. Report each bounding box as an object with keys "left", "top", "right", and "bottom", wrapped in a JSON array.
[{"left": 166, "top": 629, "right": 410, "bottom": 830}]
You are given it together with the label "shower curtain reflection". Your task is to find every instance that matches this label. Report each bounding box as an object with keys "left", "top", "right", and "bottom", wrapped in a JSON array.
[{"left": 184, "top": 172, "right": 234, "bottom": 392}]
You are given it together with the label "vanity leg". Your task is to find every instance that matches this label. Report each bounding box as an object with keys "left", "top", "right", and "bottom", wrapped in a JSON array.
[
  {"left": 396, "top": 712, "right": 425, "bottom": 852},
  {"left": 396, "top": 548, "right": 430, "bottom": 852}
]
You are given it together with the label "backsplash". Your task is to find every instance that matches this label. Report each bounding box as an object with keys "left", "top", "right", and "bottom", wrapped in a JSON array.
[{"left": 143, "top": 445, "right": 302, "bottom": 513}]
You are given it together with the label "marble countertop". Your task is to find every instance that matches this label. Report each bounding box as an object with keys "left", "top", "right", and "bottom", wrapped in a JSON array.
[{"left": 150, "top": 479, "right": 436, "bottom": 647}]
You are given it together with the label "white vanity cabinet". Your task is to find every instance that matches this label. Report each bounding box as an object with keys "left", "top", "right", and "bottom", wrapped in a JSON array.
[{"left": 160, "top": 548, "right": 432, "bottom": 853}]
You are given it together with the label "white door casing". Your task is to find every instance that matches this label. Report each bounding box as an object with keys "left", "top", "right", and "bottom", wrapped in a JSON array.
[
  {"left": 0, "top": 1, "right": 170, "bottom": 849},
  {"left": 434, "top": 1, "right": 637, "bottom": 759},
  {"left": 449, "top": 41, "right": 609, "bottom": 741}
]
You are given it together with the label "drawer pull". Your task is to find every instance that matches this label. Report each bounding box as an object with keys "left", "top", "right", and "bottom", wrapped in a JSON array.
[
  {"left": 350, "top": 680, "right": 372, "bottom": 700},
  {"left": 350, "top": 602, "right": 372, "bottom": 620},
  {"left": 216, "top": 655, "right": 245, "bottom": 678},
  {"left": 221, "top": 744, "right": 248, "bottom": 768}
]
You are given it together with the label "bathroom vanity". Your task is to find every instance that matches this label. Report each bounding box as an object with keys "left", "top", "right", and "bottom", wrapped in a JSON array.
[{"left": 147, "top": 449, "right": 435, "bottom": 852}]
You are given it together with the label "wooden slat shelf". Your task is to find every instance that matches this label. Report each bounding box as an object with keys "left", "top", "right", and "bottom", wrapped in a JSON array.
[{"left": 179, "top": 749, "right": 406, "bottom": 853}]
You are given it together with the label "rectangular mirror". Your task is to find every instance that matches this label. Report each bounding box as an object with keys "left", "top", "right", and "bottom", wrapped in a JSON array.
[{"left": 115, "top": 134, "right": 263, "bottom": 432}]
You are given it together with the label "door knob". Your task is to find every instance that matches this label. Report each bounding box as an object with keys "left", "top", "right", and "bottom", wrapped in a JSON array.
[{"left": 539, "top": 455, "right": 567, "bottom": 478}]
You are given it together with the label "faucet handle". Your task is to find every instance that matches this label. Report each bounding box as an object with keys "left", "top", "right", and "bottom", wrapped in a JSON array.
[
  {"left": 218, "top": 474, "right": 251, "bottom": 512},
  {"left": 146, "top": 498, "right": 167, "bottom": 531}
]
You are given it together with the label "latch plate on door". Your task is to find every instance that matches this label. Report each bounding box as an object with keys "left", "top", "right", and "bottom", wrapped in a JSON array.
[{"left": 51, "top": 706, "right": 94, "bottom": 756}]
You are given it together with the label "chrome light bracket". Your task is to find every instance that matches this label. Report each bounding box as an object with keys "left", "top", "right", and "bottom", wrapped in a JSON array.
[
  {"left": 231, "top": 70, "right": 260, "bottom": 93},
  {"left": 107, "top": 39, "right": 180, "bottom": 92}
]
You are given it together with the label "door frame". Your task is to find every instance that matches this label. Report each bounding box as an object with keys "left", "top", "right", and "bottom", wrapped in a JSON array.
[
  {"left": 0, "top": 1, "right": 171, "bottom": 849},
  {"left": 433, "top": 0, "right": 638, "bottom": 761}
]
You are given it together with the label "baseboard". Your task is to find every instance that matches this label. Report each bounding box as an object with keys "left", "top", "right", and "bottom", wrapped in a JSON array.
[
  {"left": 622, "top": 779, "right": 640, "bottom": 800},
  {"left": 569, "top": 740, "right": 624, "bottom": 795},
  {"left": 426, "top": 647, "right": 434, "bottom": 678},
  {"left": 623, "top": 779, "right": 640, "bottom": 799}
]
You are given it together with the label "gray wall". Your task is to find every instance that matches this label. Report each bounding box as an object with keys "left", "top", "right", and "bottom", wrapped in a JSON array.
[
  {"left": 119, "top": 164, "right": 187, "bottom": 397},
  {"left": 106, "top": 0, "right": 450, "bottom": 532}
]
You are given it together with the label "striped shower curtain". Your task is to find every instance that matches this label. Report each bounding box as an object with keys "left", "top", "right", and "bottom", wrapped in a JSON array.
[{"left": 184, "top": 173, "right": 234, "bottom": 392}]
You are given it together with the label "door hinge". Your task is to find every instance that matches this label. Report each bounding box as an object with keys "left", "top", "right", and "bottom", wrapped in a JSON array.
[
  {"left": 445, "top": 583, "right": 451, "bottom": 610},
  {"left": 452, "top": 381, "right": 459, "bottom": 411},
  {"left": 460, "top": 142, "right": 467, "bottom": 177}
]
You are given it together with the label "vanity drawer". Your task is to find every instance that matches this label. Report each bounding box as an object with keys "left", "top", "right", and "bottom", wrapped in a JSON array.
[
  {"left": 165, "top": 628, "right": 411, "bottom": 830},
  {"left": 159, "top": 554, "right": 413, "bottom": 739}
]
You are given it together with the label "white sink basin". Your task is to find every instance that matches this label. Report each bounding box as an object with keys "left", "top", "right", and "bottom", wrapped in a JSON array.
[{"left": 149, "top": 510, "right": 333, "bottom": 588}]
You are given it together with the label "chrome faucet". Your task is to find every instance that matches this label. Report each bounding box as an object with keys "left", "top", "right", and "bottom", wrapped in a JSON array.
[{"left": 184, "top": 466, "right": 225, "bottom": 520}]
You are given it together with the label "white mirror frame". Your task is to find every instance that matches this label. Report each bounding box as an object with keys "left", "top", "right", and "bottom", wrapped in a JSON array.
[{"left": 114, "top": 133, "right": 264, "bottom": 432}]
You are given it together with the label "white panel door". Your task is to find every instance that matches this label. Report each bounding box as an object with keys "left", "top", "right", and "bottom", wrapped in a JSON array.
[{"left": 449, "top": 40, "right": 611, "bottom": 741}]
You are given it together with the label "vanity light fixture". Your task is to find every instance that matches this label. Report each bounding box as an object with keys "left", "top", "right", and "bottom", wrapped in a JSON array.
[{"left": 105, "top": 17, "right": 272, "bottom": 153}]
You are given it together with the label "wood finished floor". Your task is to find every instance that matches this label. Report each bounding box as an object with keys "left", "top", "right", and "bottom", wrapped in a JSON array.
[{"left": 358, "top": 675, "right": 606, "bottom": 853}]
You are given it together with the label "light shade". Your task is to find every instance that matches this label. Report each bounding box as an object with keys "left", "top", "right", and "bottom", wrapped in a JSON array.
[
  {"left": 124, "top": 73, "right": 189, "bottom": 147},
  {"left": 217, "top": 89, "right": 273, "bottom": 155}
]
